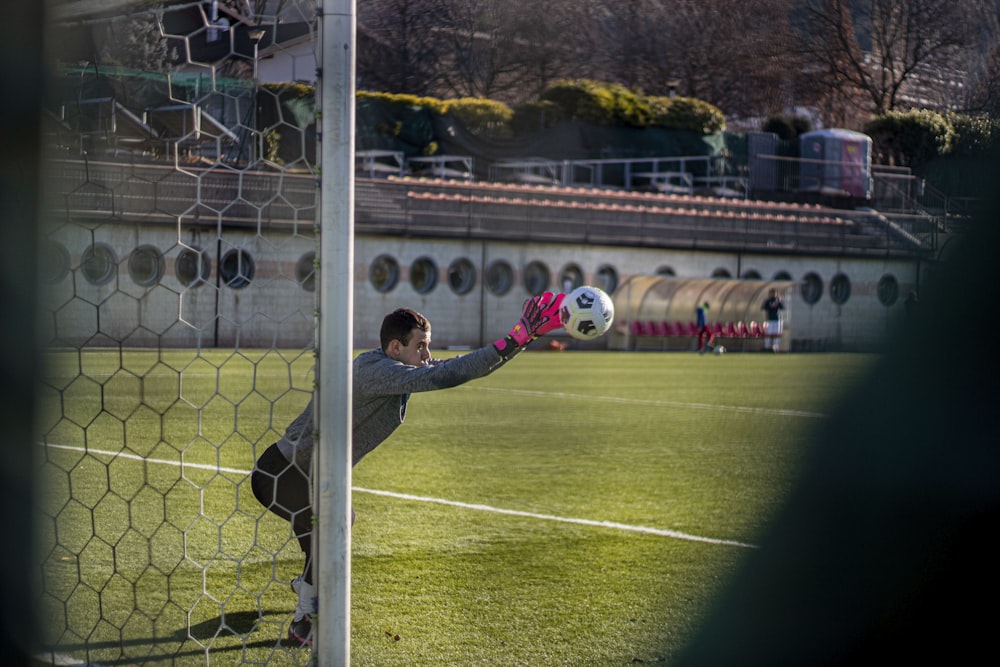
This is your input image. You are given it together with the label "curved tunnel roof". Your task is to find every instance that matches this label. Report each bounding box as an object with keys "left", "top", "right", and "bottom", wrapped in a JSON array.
[{"left": 609, "top": 276, "right": 797, "bottom": 348}]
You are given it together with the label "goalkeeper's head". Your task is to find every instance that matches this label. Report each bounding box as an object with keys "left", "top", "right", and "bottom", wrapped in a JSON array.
[{"left": 380, "top": 308, "right": 431, "bottom": 352}]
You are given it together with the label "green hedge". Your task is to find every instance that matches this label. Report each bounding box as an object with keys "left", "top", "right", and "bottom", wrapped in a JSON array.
[
  {"left": 538, "top": 79, "right": 724, "bottom": 134},
  {"left": 864, "top": 109, "right": 1000, "bottom": 167}
]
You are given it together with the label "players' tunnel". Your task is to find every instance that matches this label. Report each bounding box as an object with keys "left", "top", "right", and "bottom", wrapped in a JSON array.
[{"left": 608, "top": 276, "right": 796, "bottom": 351}]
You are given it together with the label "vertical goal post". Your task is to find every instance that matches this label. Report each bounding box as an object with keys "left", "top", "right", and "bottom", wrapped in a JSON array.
[{"left": 315, "top": 0, "right": 356, "bottom": 664}]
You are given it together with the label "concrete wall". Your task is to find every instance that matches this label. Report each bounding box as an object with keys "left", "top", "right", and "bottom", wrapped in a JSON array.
[{"left": 42, "top": 221, "right": 920, "bottom": 352}]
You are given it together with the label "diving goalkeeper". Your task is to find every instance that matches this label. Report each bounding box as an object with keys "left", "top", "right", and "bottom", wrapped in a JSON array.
[{"left": 250, "top": 292, "right": 565, "bottom": 646}]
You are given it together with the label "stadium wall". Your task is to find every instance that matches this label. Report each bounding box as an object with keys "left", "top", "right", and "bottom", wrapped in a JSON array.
[{"left": 42, "top": 223, "right": 919, "bottom": 352}]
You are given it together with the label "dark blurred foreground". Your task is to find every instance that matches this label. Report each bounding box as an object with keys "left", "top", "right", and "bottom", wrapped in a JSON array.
[{"left": 672, "top": 160, "right": 1000, "bottom": 664}]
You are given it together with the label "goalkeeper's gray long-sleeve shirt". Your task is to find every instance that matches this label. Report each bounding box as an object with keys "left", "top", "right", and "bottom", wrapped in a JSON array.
[{"left": 276, "top": 344, "right": 512, "bottom": 470}]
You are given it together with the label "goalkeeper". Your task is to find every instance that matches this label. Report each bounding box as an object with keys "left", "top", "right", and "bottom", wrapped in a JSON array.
[{"left": 250, "top": 292, "right": 565, "bottom": 646}]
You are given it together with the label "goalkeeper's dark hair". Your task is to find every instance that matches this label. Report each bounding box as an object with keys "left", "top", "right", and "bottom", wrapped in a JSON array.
[{"left": 380, "top": 308, "right": 430, "bottom": 350}]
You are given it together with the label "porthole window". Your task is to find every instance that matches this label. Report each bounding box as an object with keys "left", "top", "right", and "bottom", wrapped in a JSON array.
[
  {"left": 523, "top": 261, "right": 550, "bottom": 296},
  {"left": 830, "top": 273, "right": 851, "bottom": 305},
  {"left": 42, "top": 240, "right": 70, "bottom": 284},
  {"left": 369, "top": 254, "right": 400, "bottom": 293},
  {"left": 486, "top": 260, "right": 514, "bottom": 296},
  {"left": 877, "top": 274, "right": 899, "bottom": 307},
  {"left": 447, "top": 258, "right": 476, "bottom": 295},
  {"left": 411, "top": 256, "right": 438, "bottom": 294},
  {"left": 297, "top": 251, "right": 316, "bottom": 292},
  {"left": 220, "top": 248, "right": 255, "bottom": 289},
  {"left": 801, "top": 272, "right": 823, "bottom": 305},
  {"left": 656, "top": 265, "right": 676, "bottom": 277},
  {"left": 128, "top": 245, "right": 165, "bottom": 287},
  {"left": 559, "top": 263, "right": 584, "bottom": 292},
  {"left": 595, "top": 264, "right": 618, "bottom": 293},
  {"left": 176, "top": 247, "right": 212, "bottom": 288},
  {"left": 773, "top": 270, "right": 792, "bottom": 280},
  {"left": 742, "top": 269, "right": 762, "bottom": 280},
  {"left": 711, "top": 267, "right": 731, "bottom": 279},
  {"left": 80, "top": 243, "right": 117, "bottom": 286}
]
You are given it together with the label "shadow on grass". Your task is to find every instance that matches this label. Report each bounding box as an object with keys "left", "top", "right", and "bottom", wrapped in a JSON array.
[{"left": 37, "top": 610, "right": 310, "bottom": 665}]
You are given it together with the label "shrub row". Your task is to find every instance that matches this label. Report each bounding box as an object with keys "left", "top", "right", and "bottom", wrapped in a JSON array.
[
  {"left": 864, "top": 109, "right": 1000, "bottom": 168},
  {"left": 356, "top": 80, "right": 726, "bottom": 137}
]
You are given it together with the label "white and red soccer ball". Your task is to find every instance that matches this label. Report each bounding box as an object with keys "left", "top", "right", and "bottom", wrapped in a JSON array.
[{"left": 560, "top": 286, "right": 615, "bottom": 341}]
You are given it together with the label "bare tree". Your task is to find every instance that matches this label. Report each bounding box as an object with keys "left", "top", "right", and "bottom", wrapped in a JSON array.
[
  {"left": 576, "top": 0, "right": 800, "bottom": 119},
  {"left": 357, "top": 0, "right": 449, "bottom": 95},
  {"left": 657, "top": 0, "right": 798, "bottom": 116},
  {"left": 98, "top": 13, "right": 177, "bottom": 72},
  {"left": 501, "top": 0, "right": 592, "bottom": 101},
  {"left": 966, "top": 41, "right": 1000, "bottom": 115},
  {"left": 800, "top": 0, "right": 994, "bottom": 116}
]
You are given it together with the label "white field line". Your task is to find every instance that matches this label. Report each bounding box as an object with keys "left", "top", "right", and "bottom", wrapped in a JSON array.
[
  {"left": 41, "top": 442, "right": 757, "bottom": 549},
  {"left": 466, "top": 386, "right": 827, "bottom": 419}
]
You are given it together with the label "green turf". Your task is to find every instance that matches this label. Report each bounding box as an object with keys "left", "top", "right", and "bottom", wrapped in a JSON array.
[{"left": 36, "top": 349, "right": 874, "bottom": 665}]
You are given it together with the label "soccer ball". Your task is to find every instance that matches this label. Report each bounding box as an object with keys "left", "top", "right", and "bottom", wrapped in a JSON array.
[
  {"left": 714, "top": 346, "right": 726, "bottom": 355},
  {"left": 560, "top": 286, "right": 615, "bottom": 341}
]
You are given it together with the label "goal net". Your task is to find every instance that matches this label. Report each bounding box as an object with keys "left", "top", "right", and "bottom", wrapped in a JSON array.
[{"left": 36, "top": 1, "right": 339, "bottom": 663}]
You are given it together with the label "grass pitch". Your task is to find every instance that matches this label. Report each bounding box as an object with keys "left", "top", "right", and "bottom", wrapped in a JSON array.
[{"left": 36, "top": 349, "right": 874, "bottom": 666}]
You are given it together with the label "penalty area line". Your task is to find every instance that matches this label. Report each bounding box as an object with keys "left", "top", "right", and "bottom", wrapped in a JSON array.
[
  {"left": 353, "top": 486, "right": 756, "bottom": 549},
  {"left": 41, "top": 442, "right": 756, "bottom": 549}
]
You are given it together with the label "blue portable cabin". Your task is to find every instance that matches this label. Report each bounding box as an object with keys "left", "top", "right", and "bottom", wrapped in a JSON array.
[{"left": 798, "top": 129, "right": 873, "bottom": 200}]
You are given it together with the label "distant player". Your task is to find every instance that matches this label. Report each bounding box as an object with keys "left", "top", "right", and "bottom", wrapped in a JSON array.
[
  {"left": 250, "top": 293, "right": 564, "bottom": 646},
  {"left": 762, "top": 288, "right": 785, "bottom": 352},
  {"left": 696, "top": 302, "right": 715, "bottom": 354}
]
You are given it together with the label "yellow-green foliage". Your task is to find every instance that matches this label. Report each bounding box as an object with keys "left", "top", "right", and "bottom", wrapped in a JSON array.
[
  {"left": 357, "top": 90, "right": 448, "bottom": 114},
  {"left": 655, "top": 97, "right": 727, "bottom": 134},
  {"left": 865, "top": 109, "right": 956, "bottom": 167},
  {"left": 539, "top": 79, "right": 650, "bottom": 127},
  {"left": 265, "top": 85, "right": 723, "bottom": 137},
  {"left": 440, "top": 97, "right": 514, "bottom": 136},
  {"left": 945, "top": 112, "right": 1000, "bottom": 157},
  {"left": 540, "top": 79, "right": 723, "bottom": 134},
  {"left": 261, "top": 81, "right": 315, "bottom": 100}
]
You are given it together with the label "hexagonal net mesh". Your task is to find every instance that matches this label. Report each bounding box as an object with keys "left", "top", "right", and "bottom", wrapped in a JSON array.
[{"left": 37, "top": 2, "right": 322, "bottom": 664}]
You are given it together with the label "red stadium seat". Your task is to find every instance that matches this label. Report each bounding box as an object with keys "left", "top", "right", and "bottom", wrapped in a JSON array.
[
  {"left": 749, "top": 321, "right": 764, "bottom": 338},
  {"left": 737, "top": 321, "right": 751, "bottom": 337},
  {"left": 724, "top": 322, "right": 739, "bottom": 338}
]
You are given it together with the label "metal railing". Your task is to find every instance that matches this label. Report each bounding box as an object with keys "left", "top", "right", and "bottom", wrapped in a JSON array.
[{"left": 42, "top": 156, "right": 938, "bottom": 259}]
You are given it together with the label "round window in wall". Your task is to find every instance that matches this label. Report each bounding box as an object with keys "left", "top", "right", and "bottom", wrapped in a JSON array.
[
  {"left": 595, "top": 264, "right": 619, "bottom": 293},
  {"left": 711, "top": 267, "right": 732, "bottom": 279},
  {"left": 128, "top": 245, "right": 165, "bottom": 287},
  {"left": 559, "top": 263, "right": 584, "bottom": 292},
  {"left": 801, "top": 272, "right": 823, "bottom": 305},
  {"left": 523, "top": 261, "right": 550, "bottom": 296},
  {"left": 877, "top": 274, "right": 899, "bottom": 307},
  {"left": 176, "top": 247, "right": 212, "bottom": 287},
  {"left": 41, "top": 240, "right": 70, "bottom": 284},
  {"left": 656, "top": 265, "right": 676, "bottom": 277},
  {"left": 773, "top": 270, "right": 792, "bottom": 281},
  {"left": 220, "top": 248, "right": 255, "bottom": 289},
  {"left": 486, "top": 260, "right": 514, "bottom": 296},
  {"left": 369, "top": 254, "right": 400, "bottom": 293},
  {"left": 447, "top": 258, "right": 476, "bottom": 295},
  {"left": 742, "top": 269, "right": 762, "bottom": 280},
  {"left": 297, "top": 251, "right": 316, "bottom": 292},
  {"left": 411, "top": 256, "right": 438, "bottom": 294},
  {"left": 80, "top": 243, "right": 117, "bottom": 286},
  {"left": 830, "top": 272, "right": 851, "bottom": 305}
]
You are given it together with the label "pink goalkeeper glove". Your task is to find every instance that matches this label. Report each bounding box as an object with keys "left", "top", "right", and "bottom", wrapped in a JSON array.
[{"left": 494, "top": 292, "right": 565, "bottom": 359}]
